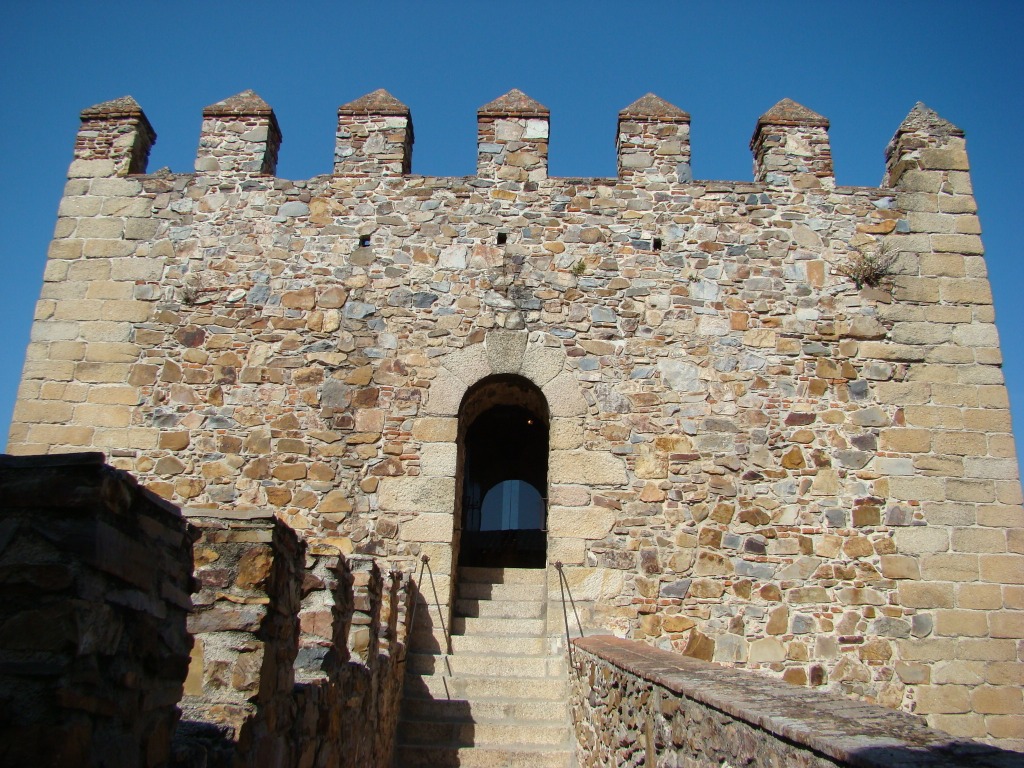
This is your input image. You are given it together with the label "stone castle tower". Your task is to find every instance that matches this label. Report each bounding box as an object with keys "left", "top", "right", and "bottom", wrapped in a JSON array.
[{"left": 7, "top": 88, "right": 1023, "bottom": 749}]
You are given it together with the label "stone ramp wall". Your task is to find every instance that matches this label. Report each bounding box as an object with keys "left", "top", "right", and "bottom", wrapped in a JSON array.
[
  {"left": 570, "top": 635, "right": 1022, "bottom": 767},
  {"left": 0, "top": 453, "right": 193, "bottom": 768},
  {"left": 178, "top": 509, "right": 412, "bottom": 768}
]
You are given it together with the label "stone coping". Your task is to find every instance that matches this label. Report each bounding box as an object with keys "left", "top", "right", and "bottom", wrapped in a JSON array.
[{"left": 574, "top": 635, "right": 1020, "bottom": 767}]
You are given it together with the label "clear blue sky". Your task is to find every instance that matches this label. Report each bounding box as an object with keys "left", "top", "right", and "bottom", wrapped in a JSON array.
[{"left": 2, "top": 2, "right": 1022, "bottom": 476}]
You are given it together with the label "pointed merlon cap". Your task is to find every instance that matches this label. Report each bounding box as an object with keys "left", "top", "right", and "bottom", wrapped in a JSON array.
[
  {"left": 80, "top": 95, "right": 155, "bottom": 137},
  {"left": 619, "top": 93, "right": 690, "bottom": 123},
  {"left": 478, "top": 89, "right": 549, "bottom": 117},
  {"left": 203, "top": 89, "right": 276, "bottom": 117},
  {"left": 892, "top": 102, "right": 964, "bottom": 139},
  {"left": 756, "top": 98, "right": 829, "bottom": 129},
  {"left": 751, "top": 98, "right": 829, "bottom": 150},
  {"left": 338, "top": 88, "right": 410, "bottom": 116},
  {"left": 81, "top": 95, "right": 145, "bottom": 119}
]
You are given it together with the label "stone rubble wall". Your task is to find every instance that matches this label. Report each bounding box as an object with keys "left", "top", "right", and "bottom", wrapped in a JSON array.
[
  {"left": 570, "top": 635, "right": 1021, "bottom": 768},
  {"left": 0, "top": 453, "right": 193, "bottom": 768},
  {"left": 7, "top": 93, "right": 1024, "bottom": 748},
  {"left": 178, "top": 510, "right": 412, "bottom": 768}
]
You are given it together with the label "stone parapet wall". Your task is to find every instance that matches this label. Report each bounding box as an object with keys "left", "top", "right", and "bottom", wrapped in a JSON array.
[
  {"left": 178, "top": 510, "right": 412, "bottom": 767},
  {"left": 8, "top": 92, "right": 1023, "bottom": 747},
  {"left": 570, "top": 635, "right": 1020, "bottom": 767},
  {"left": 177, "top": 510, "right": 303, "bottom": 767},
  {"left": 0, "top": 453, "right": 193, "bottom": 768},
  {"left": 292, "top": 549, "right": 412, "bottom": 768}
]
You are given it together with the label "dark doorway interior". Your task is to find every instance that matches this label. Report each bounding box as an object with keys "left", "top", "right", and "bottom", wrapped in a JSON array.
[{"left": 459, "top": 377, "right": 548, "bottom": 568}]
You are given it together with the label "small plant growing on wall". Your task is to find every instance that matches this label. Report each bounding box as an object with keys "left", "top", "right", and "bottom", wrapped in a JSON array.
[
  {"left": 837, "top": 242, "right": 898, "bottom": 289},
  {"left": 571, "top": 258, "right": 586, "bottom": 277},
  {"left": 178, "top": 275, "right": 203, "bottom": 306}
]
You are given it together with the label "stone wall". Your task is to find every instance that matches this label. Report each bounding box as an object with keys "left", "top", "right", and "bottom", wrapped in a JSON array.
[
  {"left": 7, "top": 89, "right": 1024, "bottom": 747},
  {"left": 0, "top": 453, "right": 193, "bottom": 768},
  {"left": 571, "top": 635, "right": 1020, "bottom": 767},
  {"left": 291, "top": 550, "right": 412, "bottom": 768},
  {"left": 177, "top": 510, "right": 412, "bottom": 768},
  {"left": 177, "top": 510, "right": 303, "bottom": 767}
]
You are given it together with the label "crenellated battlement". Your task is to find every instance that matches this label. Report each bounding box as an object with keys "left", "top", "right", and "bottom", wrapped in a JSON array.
[
  {"left": 15, "top": 83, "right": 1022, "bottom": 754},
  {"left": 67, "top": 88, "right": 963, "bottom": 190}
]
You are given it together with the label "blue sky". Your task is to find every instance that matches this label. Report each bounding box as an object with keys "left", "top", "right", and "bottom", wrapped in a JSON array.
[{"left": 1, "top": 2, "right": 1022, "bottom": 475}]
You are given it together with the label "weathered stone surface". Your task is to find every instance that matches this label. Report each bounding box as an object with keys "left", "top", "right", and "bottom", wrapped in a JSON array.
[{"left": 0, "top": 455, "right": 192, "bottom": 768}]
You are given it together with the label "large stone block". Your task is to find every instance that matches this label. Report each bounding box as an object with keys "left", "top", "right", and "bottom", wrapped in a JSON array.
[
  {"left": 549, "top": 418, "right": 584, "bottom": 449},
  {"left": 443, "top": 343, "right": 490, "bottom": 386},
  {"left": 412, "top": 417, "right": 458, "bottom": 443},
  {"left": 543, "top": 372, "right": 587, "bottom": 417},
  {"left": 520, "top": 342, "right": 564, "bottom": 385},
  {"left": 485, "top": 330, "right": 528, "bottom": 374},
  {"left": 399, "top": 513, "right": 454, "bottom": 543},
  {"left": 548, "top": 506, "right": 615, "bottom": 539},
  {"left": 378, "top": 477, "right": 456, "bottom": 513},
  {"left": 549, "top": 450, "right": 627, "bottom": 486},
  {"left": 420, "top": 443, "right": 457, "bottom": 477},
  {"left": 548, "top": 566, "right": 623, "bottom": 600},
  {"left": 423, "top": 374, "right": 467, "bottom": 416}
]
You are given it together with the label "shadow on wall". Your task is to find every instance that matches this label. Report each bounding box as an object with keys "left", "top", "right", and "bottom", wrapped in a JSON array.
[{"left": 849, "top": 743, "right": 1023, "bottom": 768}]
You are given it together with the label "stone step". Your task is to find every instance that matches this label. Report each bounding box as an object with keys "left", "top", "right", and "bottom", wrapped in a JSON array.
[
  {"left": 455, "top": 598, "right": 545, "bottom": 619},
  {"left": 399, "top": 719, "right": 568, "bottom": 747},
  {"left": 458, "top": 580, "right": 547, "bottom": 602},
  {"left": 406, "top": 672, "right": 566, "bottom": 701},
  {"left": 408, "top": 652, "right": 554, "bottom": 678},
  {"left": 452, "top": 615, "right": 546, "bottom": 636},
  {"left": 401, "top": 696, "right": 566, "bottom": 723},
  {"left": 394, "top": 744, "right": 573, "bottom": 768},
  {"left": 459, "top": 566, "right": 547, "bottom": 586},
  {"left": 450, "top": 633, "right": 548, "bottom": 655}
]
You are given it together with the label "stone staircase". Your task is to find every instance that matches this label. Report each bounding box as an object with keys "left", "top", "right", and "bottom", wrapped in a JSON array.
[{"left": 394, "top": 566, "right": 574, "bottom": 767}]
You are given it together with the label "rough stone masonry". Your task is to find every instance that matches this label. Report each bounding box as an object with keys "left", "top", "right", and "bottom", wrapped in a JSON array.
[{"left": 6, "top": 87, "right": 1023, "bottom": 749}]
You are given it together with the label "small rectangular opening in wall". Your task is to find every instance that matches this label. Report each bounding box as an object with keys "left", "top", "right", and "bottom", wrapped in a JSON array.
[
  {"left": 653, "top": 237, "right": 662, "bottom": 251},
  {"left": 497, "top": 232, "right": 508, "bottom": 245},
  {"left": 358, "top": 235, "right": 371, "bottom": 248}
]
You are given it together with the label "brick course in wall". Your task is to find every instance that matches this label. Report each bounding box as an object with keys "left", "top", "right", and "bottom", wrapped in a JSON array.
[{"left": 7, "top": 89, "right": 1023, "bottom": 749}]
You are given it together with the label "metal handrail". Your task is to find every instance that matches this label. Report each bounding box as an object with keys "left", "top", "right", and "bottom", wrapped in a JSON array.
[
  {"left": 398, "top": 555, "right": 453, "bottom": 668},
  {"left": 554, "top": 560, "right": 585, "bottom": 671},
  {"left": 422, "top": 555, "right": 453, "bottom": 657}
]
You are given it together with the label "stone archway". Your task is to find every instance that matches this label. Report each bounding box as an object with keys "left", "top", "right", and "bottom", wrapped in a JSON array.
[
  {"left": 377, "top": 329, "right": 625, "bottom": 640},
  {"left": 457, "top": 374, "right": 550, "bottom": 568}
]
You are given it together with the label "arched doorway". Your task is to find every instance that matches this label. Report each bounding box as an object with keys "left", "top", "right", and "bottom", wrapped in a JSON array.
[{"left": 457, "top": 375, "right": 549, "bottom": 568}]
